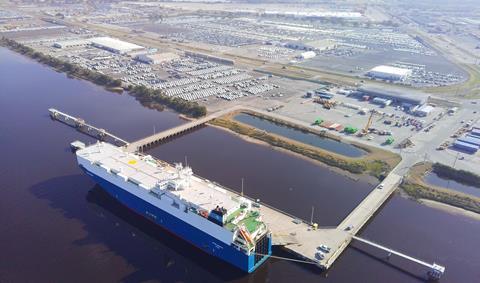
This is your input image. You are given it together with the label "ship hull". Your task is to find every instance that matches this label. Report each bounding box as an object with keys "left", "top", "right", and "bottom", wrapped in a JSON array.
[{"left": 80, "top": 165, "right": 271, "bottom": 273}]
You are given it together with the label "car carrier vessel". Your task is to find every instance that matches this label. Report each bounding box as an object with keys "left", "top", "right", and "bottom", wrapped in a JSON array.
[{"left": 75, "top": 141, "right": 272, "bottom": 272}]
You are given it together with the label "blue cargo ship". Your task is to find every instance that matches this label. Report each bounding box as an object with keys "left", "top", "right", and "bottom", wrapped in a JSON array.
[{"left": 75, "top": 142, "right": 272, "bottom": 272}]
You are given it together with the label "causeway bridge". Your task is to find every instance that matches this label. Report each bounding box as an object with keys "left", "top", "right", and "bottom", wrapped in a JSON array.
[{"left": 124, "top": 106, "right": 241, "bottom": 152}]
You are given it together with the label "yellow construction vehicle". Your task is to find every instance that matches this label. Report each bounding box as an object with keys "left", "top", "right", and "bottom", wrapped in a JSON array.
[{"left": 358, "top": 110, "right": 377, "bottom": 137}]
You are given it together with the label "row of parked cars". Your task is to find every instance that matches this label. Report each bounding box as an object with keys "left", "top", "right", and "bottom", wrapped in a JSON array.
[{"left": 315, "top": 244, "right": 331, "bottom": 260}]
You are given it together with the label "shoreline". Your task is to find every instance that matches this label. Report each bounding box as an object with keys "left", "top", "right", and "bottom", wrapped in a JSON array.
[
  {"left": 401, "top": 162, "right": 480, "bottom": 215},
  {"left": 209, "top": 112, "right": 400, "bottom": 180},
  {"left": 0, "top": 41, "right": 382, "bottom": 184},
  {"left": 418, "top": 199, "right": 480, "bottom": 221},
  {"left": 0, "top": 37, "right": 206, "bottom": 118},
  {"left": 208, "top": 122, "right": 378, "bottom": 185}
]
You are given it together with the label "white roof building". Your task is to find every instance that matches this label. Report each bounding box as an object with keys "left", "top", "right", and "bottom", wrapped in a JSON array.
[
  {"left": 53, "top": 39, "right": 91, "bottom": 49},
  {"left": 298, "top": 51, "right": 316, "bottom": 60},
  {"left": 90, "top": 37, "right": 144, "bottom": 54},
  {"left": 367, "top": 65, "right": 412, "bottom": 81},
  {"left": 136, "top": 52, "right": 180, "bottom": 64},
  {"left": 415, "top": 104, "right": 435, "bottom": 116}
]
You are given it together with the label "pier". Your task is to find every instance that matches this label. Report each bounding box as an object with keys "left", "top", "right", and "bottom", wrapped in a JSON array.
[
  {"left": 351, "top": 235, "right": 445, "bottom": 280},
  {"left": 50, "top": 108, "right": 445, "bottom": 279},
  {"left": 125, "top": 107, "right": 241, "bottom": 152},
  {"left": 49, "top": 108, "right": 129, "bottom": 146}
]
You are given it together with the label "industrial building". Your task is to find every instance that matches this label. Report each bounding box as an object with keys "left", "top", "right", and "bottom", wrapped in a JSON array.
[
  {"left": 297, "top": 51, "right": 316, "bottom": 60},
  {"left": 185, "top": 51, "right": 234, "bottom": 65},
  {"left": 53, "top": 39, "right": 91, "bottom": 49},
  {"left": 285, "top": 39, "right": 336, "bottom": 52},
  {"left": 136, "top": 52, "right": 180, "bottom": 64},
  {"left": 367, "top": 65, "right": 412, "bottom": 81},
  {"left": 357, "top": 85, "right": 429, "bottom": 106},
  {"left": 414, "top": 104, "right": 435, "bottom": 117},
  {"left": 90, "top": 37, "right": 144, "bottom": 54}
]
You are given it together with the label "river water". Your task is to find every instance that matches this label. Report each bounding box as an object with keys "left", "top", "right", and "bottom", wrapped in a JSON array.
[
  {"left": 233, "top": 113, "right": 365, "bottom": 157},
  {"left": 1, "top": 47, "right": 479, "bottom": 282},
  {"left": 424, "top": 172, "right": 480, "bottom": 198}
]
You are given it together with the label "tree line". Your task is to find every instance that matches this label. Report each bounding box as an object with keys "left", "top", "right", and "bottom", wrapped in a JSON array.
[{"left": 1, "top": 37, "right": 207, "bottom": 118}]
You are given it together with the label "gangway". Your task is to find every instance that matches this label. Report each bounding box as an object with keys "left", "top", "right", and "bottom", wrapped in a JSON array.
[{"left": 352, "top": 235, "right": 445, "bottom": 280}]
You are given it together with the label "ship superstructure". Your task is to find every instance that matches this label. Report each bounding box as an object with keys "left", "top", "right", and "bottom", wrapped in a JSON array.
[{"left": 75, "top": 141, "right": 271, "bottom": 272}]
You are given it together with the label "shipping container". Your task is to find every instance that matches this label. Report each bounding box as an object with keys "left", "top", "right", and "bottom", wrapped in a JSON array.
[
  {"left": 318, "top": 93, "right": 334, "bottom": 100},
  {"left": 453, "top": 140, "right": 479, "bottom": 153},
  {"left": 329, "top": 123, "right": 340, "bottom": 129},
  {"left": 457, "top": 136, "right": 480, "bottom": 146},
  {"left": 372, "top": 97, "right": 388, "bottom": 104},
  {"left": 466, "top": 134, "right": 480, "bottom": 141},
  {"left": 472, "top": 128, "right": 480, "bottom": 137},
  {"left": 333, "top": 125, "right": 344, "bottom": 131},
  {"left": 321, "top": 121, "right": 334, "bottom": 128}
]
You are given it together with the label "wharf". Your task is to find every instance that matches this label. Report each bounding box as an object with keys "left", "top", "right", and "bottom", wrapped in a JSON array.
[
  {"left": 50, "top": 107, "right": 444, "bottom": 278},
  {"left": 258, "top": 172, "right": 402, "bottom": 269}
]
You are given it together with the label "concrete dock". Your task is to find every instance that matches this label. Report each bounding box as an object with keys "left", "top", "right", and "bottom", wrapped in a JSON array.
[{"left": 257, "top": 172, "right": 402, "bottom": 270}]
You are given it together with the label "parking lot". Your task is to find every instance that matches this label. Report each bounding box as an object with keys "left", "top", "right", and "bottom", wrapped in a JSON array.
[{"left": 257, "top": 86, "right": 454, "bottom": 148}]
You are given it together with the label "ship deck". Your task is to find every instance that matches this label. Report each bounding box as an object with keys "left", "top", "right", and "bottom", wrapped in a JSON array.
[{"left": 77, "top": 142, "right": 240, "bottom": 214}]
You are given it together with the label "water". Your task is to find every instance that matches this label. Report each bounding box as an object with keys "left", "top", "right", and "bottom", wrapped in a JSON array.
[
  {"left": 424, "top": 172, "right": 480, "bottom": 198},
  {"left": 234, "top": 113, "right": 365, "bottom": 158},
  {"left": 1, "top": 47, "right": 479, "bottom": 282}
]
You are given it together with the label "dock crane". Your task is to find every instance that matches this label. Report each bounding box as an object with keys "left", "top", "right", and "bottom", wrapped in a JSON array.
[{"left": 358, "top": 110, "right": 378, "bottom": 137}]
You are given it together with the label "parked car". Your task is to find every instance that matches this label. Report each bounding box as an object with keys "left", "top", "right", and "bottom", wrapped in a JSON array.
[
  {"left": 315, "top": 251, "right": 325, "bottom": 260},
  {"left": 318, "top": 245, "right": 331, "bottom": 253}
]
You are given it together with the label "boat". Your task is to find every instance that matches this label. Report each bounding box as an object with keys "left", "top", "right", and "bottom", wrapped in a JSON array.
[{"left": 75, "top": 141, "right": 272, "bottom": 272}]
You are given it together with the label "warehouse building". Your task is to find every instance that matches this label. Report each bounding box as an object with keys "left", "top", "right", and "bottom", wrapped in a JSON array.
[
  {"left": 185, "top": 51, "right": 234, "bottom": 65},
  {"left": 285, "top": 39, "right": 336, "bottom": 52},
  {"left": 367, "top": 65, "right": 412, "bottom": 81},
  {"left": 297, "top": 51, "right": 316, "bottom": 60},
  {"left": 90, "top": 37, "right": 144, "bottom": 54},
  {"left": 357, "top": 85, "right": 429, "bottom": 106},
  {"left": 136, "top": 52, "right": 180, "bottom": 64},
  {"left": 414, "top": 104, "right": 435, "bottom": 117},
  {"left": 53, "top": 39, "right": 91, "bottom": 49}
]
